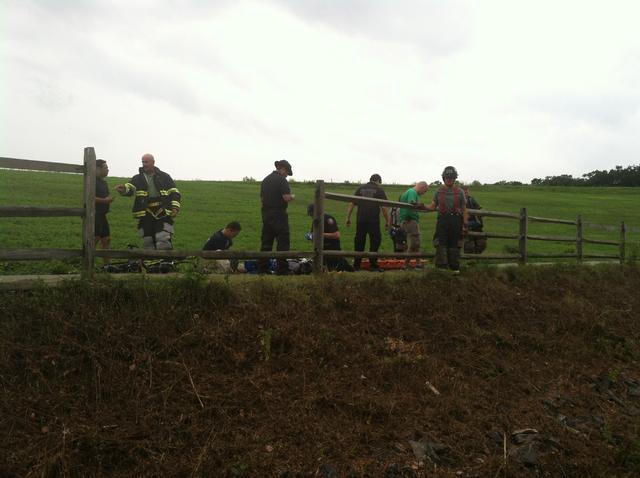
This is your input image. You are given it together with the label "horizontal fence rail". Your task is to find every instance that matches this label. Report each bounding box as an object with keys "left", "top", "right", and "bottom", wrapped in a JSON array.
[
  {"left": 0, "top": 206, "right": 85, "bottom": 218},
  {"left": 0, "top": 156, "right": 85, "bottom": 174},
  {"left": 0, "top": 249, "right": 84, "bottom": 261},
  {"left": 0, "top": 165, "right": 636, "bottom": 280}
]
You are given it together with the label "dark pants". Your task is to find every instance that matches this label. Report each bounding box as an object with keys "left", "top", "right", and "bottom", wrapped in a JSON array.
[
  {"left": 325, "top": 256, "right": 355, "bottom": 272},
  {"left": 434, "top": 214, "right": 463, "bottom": 270},
  {"left": 138, "top": 214, "right": 174, "bottom": 250},
  {"left": 354, "top": 222, "right": 381, "bottom": 269},
  {"left": 259, "top": 209, "right": 290, "bottom": 273},
  {"left": 95, "top": 213, "right": 110, "bottom": 238}
]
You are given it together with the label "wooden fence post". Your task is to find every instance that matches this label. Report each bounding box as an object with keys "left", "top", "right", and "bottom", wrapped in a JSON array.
[
  {"left": 82, "top": 147, "right": 96, "bottom": 278},
  {"left": 619, "top": 222, "right": 626, "bottom": 264},
  {"left": 312, "top": 180, "right": 325, "bottom": 273},
  {"left": 576, "top": 214, "right": 583, "bottom": 263},
  {"left": 519, "top": 207, "right": 528, "bottom": 265}
]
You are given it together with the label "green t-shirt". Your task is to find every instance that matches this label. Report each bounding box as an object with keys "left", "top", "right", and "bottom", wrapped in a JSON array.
[
  {"left": 399, "top": 188, "right": 420, "bottom": 221},
  {"left": 144, "top": 173, "right": 159, "bottom": 198}
]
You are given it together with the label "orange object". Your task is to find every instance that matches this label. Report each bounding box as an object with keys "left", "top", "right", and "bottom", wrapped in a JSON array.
[{"left": 359, "top": 259, "right": 420, "bottom": 270}]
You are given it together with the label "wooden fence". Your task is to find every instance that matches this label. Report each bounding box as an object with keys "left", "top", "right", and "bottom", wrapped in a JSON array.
[
  {"left": 0, "top": 155, "right": 630, "bottom": 278},
  {"left": 312, "top": 181, "right": 626, "bottom": 272}
]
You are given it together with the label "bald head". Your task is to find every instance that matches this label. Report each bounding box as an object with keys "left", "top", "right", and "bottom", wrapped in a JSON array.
[
  {"left": 141, "top": 153, "right": 155, "bottom": 173},
  {"left": 414, "top": 181, "right": 428, "bottom": 195}
]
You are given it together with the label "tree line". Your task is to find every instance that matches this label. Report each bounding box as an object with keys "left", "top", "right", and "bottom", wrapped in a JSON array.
[{"left": 531, "top": 164, "right": 640, "bottom": 187}]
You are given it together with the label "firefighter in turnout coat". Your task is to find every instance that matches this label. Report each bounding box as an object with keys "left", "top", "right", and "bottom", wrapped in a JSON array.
[{"left": 116, "top": 153, "right": 181, "bottom": 250}]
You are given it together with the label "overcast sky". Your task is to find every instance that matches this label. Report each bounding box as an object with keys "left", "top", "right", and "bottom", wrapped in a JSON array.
[{"left": 2, "top": 0, "right": 639, "bottom": 184}]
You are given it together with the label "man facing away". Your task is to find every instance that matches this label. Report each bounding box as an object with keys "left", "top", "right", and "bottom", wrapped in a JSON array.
[
  {"left": 95, "top": 159, "right": 114, "bottom": 265},
  {"left": 258, "top": 160, "right": 294, "bottom": 274},
  {"left": 115, "top": 153, "right": 181, "bottom": 250},
  {"left": 346, "top": 173, "right": 391, "bottom": 271},
  {"left": 398, "top": 181, "right": 429, "bottom": 269},
  {"left": 424, "top": 166, "right": 469, "bottom": 271},
  {"left": 462, "top": 186, "right": 487, "bottom": 254}
]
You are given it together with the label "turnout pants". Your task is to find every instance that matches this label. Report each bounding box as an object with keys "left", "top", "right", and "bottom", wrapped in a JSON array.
[
  {"left": 354, "top": 222, "right": 381, "bottom": 269},
  {"left": 433, "top": 214, "right": 463, "bottom": 270},
  {"left": 138, "top": 214, "right": 174, "bottom": 250},
  {"left": 259, "top": 209, "right": 290, "bottom": 274}
]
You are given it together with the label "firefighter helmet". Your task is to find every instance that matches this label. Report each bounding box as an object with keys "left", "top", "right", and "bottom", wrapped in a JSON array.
[{"left": 442, "top": 166, "right": 458, "bottom": 180}]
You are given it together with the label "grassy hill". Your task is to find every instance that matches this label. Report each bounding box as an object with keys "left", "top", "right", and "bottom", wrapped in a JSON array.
[{"left": 1, "top": 169, "right": 638, "bottom": 273}]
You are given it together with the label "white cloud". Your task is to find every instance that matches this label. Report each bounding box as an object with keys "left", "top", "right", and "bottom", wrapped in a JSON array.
[{"left": 1, "top": 0, "right": 639, "bottom": 185}]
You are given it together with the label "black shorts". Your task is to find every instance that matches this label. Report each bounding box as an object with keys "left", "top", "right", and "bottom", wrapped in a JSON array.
[{"left": 95, "top": 213, "right": 110, "bottom": 238}]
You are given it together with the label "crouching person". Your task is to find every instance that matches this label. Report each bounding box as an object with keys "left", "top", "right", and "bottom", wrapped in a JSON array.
[
  {"left": 307, "top": 204, "right": 354, "bottom": 272},
  {"left": 202, "top": 221, "right": 242, "bottom": 273}
]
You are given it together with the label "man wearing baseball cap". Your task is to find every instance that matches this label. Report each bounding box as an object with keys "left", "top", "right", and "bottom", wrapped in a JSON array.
[{"left": 258, "top": 160, "right": 295, "bottom": 274}]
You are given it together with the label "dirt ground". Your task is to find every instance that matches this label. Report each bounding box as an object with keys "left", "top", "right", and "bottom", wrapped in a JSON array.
[{"left": 1, "top": 265, "right": 639, "bottom": 477}]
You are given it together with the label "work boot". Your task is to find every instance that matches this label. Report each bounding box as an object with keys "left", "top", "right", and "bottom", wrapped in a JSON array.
[
  {"left": 435, "top": 246, "right": 448, "bottom": 269},
  {"left": 447, "top": 247, "right": 461, "bottom": 271}
]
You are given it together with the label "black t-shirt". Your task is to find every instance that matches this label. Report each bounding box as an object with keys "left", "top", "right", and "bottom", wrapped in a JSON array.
[
  {"left": 96, "top": 178, "right": 110, "bottom": 214},
  {"left": 203, "top": 229, "right": 232, "bottom": 251},
  {"left": 323, "top": 214, "right": 340, "bottom": 250},
  {"left": 354, "top": 181, "right": 387, "bottom": 223},
  {"left": 260, "top": 171, "right": 291, "bottom": 210}
]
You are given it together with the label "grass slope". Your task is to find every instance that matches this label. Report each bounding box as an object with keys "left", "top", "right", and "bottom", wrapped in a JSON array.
[{"left": 1, "top": 169, "right": 639, "bottom": 273}]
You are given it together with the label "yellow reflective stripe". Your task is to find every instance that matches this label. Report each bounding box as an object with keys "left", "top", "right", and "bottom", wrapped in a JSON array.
[
  {"left": 159, "top": 189, "right": 169, "bottom": 196},
  {"left": 135, "top": 190, "right": 148, "bottom": 197},
  {"left": 133, "top": 211, "right": 146, "bottom": 217},
  {"left": 125, "top": 183, "right": 136, "bottom": 193},
  {"left": 165, "top": 209, "right": 174, "bottom": 215},
  {"left": 166, "top": 188, "right": 180, "bottom": 194},
  {"left": 170, "top": 201, "right": 181, "bottom": 208}
]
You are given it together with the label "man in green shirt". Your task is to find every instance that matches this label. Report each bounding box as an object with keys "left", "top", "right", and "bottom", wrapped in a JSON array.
[{"left": 398, "top": 181, "right": 429, "bottom": 268}]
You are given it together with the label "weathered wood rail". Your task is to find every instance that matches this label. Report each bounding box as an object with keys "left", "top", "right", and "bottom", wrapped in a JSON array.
[{"left": 0, "top": 154, "right": 631, "bottom": 280}]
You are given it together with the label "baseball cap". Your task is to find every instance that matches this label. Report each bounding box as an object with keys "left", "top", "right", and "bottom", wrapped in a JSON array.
[{"left": 275, "top": 160, "right": 293, "bottom": 176}]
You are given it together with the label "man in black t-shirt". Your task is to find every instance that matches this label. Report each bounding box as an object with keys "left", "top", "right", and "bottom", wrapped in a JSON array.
[
  {"left": 95, "top": 159, "right": 114, "bottom": 264},
  {"left": 202, "top": 221, "right": 242, "bottom": 273},
  {"left": 258, "top": 160, "right": 295, "bottom": 274},
  {"left": 306, "top": 204, "right": 354, "bottom": 272},
  {"left": 203, "top": 221, "right": 241, "bottom": 251},
  {"left": 346, "top": 174, "right": 391, "bottom": 271}
]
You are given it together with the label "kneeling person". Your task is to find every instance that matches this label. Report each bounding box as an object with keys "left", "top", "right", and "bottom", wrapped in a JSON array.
[
  {"left": 307, "top": 204, "right": 353, "bottom": 272},
  {"left": 202, "top": 221, "right": 242, "bottom": 272}
]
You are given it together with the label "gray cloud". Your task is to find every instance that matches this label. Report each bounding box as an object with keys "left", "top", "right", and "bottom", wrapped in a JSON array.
[{"left": 273, "top": 0, "right": 471, "bottom": 56}]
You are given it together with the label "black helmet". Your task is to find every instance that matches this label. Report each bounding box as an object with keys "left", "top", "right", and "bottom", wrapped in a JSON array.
[{"left": 442, "top": 166, "right": 458, "bottom": 180}]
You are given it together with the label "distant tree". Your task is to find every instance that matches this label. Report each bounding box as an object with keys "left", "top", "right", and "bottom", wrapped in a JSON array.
[
  {"left": 471, "top": 180, "right": 482, "bottom": 187},
  {"left": 242, "top": 176, "right": 256, "bottom": 182},
  {"left": 533, "top": 164, "right": 640, "bottom": 187}
]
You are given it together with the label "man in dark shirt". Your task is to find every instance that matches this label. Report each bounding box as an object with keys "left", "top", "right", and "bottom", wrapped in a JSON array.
[
  {"left": 346, "top": 174, "right": 391, "bottom": 271},
  {"left": 462, "top": 187, "right": 486, "bottom": 254},
  {"left": 306, "top": 204, "right": 354, "bottom": 272},
  {"left": 95, "top": 159, "right": 114, "bottom": 264},
  {"left": 258, "top": 160, "right": 294, "bottom": 274},
  {"left": 202, "top": 221, "right": 242, "bottom": 273},
  {"left": 203, "top": 221, "right": 241, "bottom": 251}
]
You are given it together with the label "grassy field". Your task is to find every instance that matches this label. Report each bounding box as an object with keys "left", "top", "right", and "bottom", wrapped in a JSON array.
[{"left": 1, "top": 169, "right": 638, "bottom": 273}]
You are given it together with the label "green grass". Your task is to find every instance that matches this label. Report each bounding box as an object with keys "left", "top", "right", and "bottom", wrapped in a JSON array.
[{"left": 1, "top": 169, "right": 639, "bottom": 273}]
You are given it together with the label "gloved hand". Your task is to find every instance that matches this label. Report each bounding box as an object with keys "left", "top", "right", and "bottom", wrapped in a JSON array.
[{"left": 304, "top": 232, "right": 313, "bottom": 241}]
